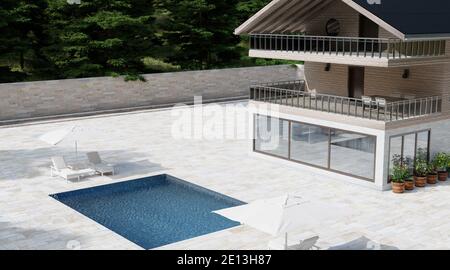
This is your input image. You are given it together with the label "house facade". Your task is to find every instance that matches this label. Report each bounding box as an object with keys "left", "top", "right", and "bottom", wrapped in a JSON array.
[{"left": 238, "top": 0, "right": 450, "bottom": 190}]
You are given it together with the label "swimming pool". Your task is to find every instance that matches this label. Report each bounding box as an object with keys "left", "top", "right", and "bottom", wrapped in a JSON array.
[{"left": 51, "top": 174, "right": 244, "bottom": 249}]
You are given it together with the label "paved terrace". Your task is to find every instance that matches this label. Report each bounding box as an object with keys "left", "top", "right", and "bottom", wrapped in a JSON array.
[{"left": 1, "top": 101, "right": 450, "bottom": 250}]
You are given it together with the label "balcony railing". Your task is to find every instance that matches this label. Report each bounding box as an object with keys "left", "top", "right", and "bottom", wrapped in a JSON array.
[
  {"left": 249, "top": 34, "right": 447, "bottom": 60},
  {"left": 250, "top": 81, "right": 442, "bottom": 122}
]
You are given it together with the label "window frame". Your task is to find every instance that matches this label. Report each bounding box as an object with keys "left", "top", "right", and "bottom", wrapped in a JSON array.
[
  {"left": 387, "top": 129, "right": 431, "bottom": 184},
  {"left": 253, "top": 114, "right": 377, "bottom": 182}
]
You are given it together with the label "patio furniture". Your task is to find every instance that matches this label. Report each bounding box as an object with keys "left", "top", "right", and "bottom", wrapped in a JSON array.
[
  {"left": 214, "top": 194, "right": 353, "bottom": 250},
  {"left": 361, "top": 96, "right": 372, "bottom": 106},
  {"left": 87, "top": 152, "right": 116, "bottom": 176},
  {"left": 375, "top": 97, "right": 387, "bottom": 112},
  {"left": 268, "top": 235, "right": 320, "bottom": 250},
  {"left": 51, "top": 156, "right": 96, "bottom": 181},
  {"left": 327, "top": 236, "right": 399, "bottom": 250}
]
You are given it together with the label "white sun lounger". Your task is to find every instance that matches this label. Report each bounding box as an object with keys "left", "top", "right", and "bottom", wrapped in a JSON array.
[
  {"left": 51, "top": 156, "right": 96, "bottom": 181},
  {"left": 86, "top": 152, "right": 116, "bottom": 176}
]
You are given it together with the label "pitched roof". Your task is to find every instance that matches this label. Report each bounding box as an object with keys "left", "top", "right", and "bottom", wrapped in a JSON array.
[
  {"left": 349, "top": 0, "right": 450, "bottom": 39},
  {"left": 235, "top": 0, "right": 450, "bottom": 40}
]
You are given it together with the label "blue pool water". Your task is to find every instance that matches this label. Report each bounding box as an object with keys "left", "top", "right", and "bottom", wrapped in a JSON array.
[{"left": 51, "top": 174, "right": 244, "bottom": 249}]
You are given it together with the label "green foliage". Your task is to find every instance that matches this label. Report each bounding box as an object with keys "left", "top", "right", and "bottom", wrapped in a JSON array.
[
  {"left": 433, "top": 152, "right": 449, "bottom": 171},
  {"left": 427, "top": 160, "right": 438, "bottom": 175},
  {"left": 142, "top": 57, "right": 180, "bottom": 72},
  {"left": 0, "top": 0, "right": 49, "bottom": 82},
  {"left": 124, "top": 74, "right": 146, "bottom": 82},
  {"left": 155, "top": 0, "right": 242, "bottom": 70},
  {"left": 391, "top": 164, "right": 409, "bottom": 183},
  {"left": 0, "top": 0, "right": 287, "bottom": 82},
  {"left": 414, "top": 157, "right": 428, "bottom": 177},
  {"left": 43, "top": 0, "right": 159, "bottom": 79}
]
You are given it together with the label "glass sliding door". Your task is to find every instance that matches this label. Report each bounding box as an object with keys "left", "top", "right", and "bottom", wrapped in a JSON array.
[
  {"left": 254, "top": 115, "right": 289, "bottom": 158},
  {"left": 290, "top": 123, "right": 329, "bottom": 168},
  {"left": 253, "top": 114, "right": 377, "bottom": 182},
  {"left": 389, "top": 136, "right": 403, "bottom": 177},
  {"left": 388, "top": 130, "right": 430, "bottom": 183},
  {"left": 403, "top": 134, "right": 416, "bottom": 174},
  {"left": 416, "top": 131, "right": 430, "bottom": 161},
  {"left": 330, "top": 130, "right": 376, "bottom": 180}
]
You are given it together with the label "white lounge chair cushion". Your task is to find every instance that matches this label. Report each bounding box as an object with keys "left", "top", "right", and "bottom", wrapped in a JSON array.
[
  {"left": 52, "top": 156, "right": 68, "bottom": 171},
  {"left": 94, "top": 164, "right": 114, "bottom": 174},
  {"left": 56, "top": 168, "right": 96, "bottom": 179},
  {"left": 87, "top": 152, "right": 103, "bottom": 165}
]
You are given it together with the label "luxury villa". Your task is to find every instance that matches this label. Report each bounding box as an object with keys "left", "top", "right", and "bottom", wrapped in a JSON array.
[{"left": 239, "top": 0, "right": 450, "bottom": 190}]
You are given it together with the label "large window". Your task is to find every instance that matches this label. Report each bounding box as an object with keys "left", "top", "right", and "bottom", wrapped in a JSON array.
[
  {"left": 291, "top": 123, "right": 329, "bottom": 167},
  {"left": 254, "top": 114, "right": 377, "bottom": 182},
  {"left": 254, "top": 115, "right": 289, "bottom": 158},
  {"left": 388, "top": 130, "right": 430, "bottom": 182},
  {"left": 330, "top": 130, "right": 376, "bottom": 179}
]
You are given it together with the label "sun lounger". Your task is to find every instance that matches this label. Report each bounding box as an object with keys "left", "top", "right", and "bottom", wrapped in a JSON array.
[
  {"left": 51, "top": 156, "right": 96, "bottom": 181},
  {"left": 86, "top": 152, "right": 116, "bottom": 176}
]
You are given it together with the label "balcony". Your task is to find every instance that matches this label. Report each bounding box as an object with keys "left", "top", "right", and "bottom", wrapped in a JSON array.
[
  {"left": 250, "top": 80, "right": 442, "bottom": 122},
  {"left": 249, "top": 34, "right": 449, "bottom": 67}
]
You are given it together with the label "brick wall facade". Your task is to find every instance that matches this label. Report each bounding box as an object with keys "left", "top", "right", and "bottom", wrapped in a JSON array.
[{"left": 0, "top": 65, "right": 300, "bottom": 122}]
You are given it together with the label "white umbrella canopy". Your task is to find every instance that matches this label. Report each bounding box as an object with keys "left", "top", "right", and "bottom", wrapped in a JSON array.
[
  {"left": 39, "top": 125, "right": 83, "bottom": 160},
  {"left": 39, "top": 126, "right": 77, "bottom": 145},
  {"left": 214, "top": 194, "right": 353, "bottom": 248}
]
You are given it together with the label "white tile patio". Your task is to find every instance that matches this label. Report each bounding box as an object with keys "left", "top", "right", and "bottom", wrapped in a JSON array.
[{"left": 1, "top": 101, "right": 450, "bottom": 250}]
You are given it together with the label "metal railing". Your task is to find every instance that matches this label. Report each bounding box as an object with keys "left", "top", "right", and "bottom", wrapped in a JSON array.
[
  {"left": 249, "top": 34, "right": 447, "bottom": 60},
  {"left": 250, "top": 81, "right": 442, "bottom": 122}
]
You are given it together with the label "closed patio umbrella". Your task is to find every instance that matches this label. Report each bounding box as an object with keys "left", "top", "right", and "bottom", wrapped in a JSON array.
[{"left": 214, "top": 194, "right": 353, "bottom": 249}]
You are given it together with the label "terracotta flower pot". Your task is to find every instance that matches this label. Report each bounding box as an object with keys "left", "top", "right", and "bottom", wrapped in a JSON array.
[
  {"left": 438, "top": 171, "right": 448, "bottom": 182},
  {"left": 414, "top": 176, "right": 427, "bottom": 187},
  {"left": 404, "top": 180, "right": 414, "bottom": 191},
  {"left": 392, "top": 182, "right": 405, "bottom": 194},
  {"left": 427, "top": 174, "right": 438, "bottom": 185}
]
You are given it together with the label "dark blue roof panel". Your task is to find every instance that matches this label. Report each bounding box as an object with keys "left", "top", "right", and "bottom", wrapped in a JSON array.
[{"left": 351, "top": 0, "right": 450, "bottom": 37}]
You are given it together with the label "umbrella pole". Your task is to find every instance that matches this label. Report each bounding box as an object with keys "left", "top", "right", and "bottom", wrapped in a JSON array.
[
  {"left": 285, "top": 232, "right": 288, "bottom": 250},
  {"left": 75, "top": 141, "right": 78, "bottom": 162}
]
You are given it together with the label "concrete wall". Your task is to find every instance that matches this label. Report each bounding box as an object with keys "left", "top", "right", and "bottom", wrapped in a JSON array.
[{"left": 0, "top": 65, "right": 300, "bottom": 122}]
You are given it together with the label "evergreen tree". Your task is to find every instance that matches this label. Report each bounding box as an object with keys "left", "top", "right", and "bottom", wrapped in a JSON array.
[
  {"left": 44, "top": 0, "right": 159, "bottom": 79},
  {"left": 156, "top": 0, "right": 241, "bottom": 70},
  {"left": 0, "top": 0, "right": 48, "bottom": 81},
  {"left": 236, "top": 0, "right": 268, "bottom": 22}
]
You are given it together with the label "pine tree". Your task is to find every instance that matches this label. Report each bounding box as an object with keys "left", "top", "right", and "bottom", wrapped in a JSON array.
[
  {"left": 0, "top": 0, "right": 48, "bottom": 81},
  {"left": 44, "top": 0, "right": 159, "bottom": 79},
  {"left": 156, "top": 0, "right": 241, "bottom": 70}
]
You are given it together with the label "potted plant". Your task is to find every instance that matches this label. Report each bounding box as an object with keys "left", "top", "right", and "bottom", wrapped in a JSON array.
[
  {"left": 391, "top": 164, "right": 409, "bottom": 194},
  {"left": 434, "top": 152, "right": 449, "bottom": 181},
  {"left": 414, "top": 157, "right": 428, "bottom": 187},
  {"left": 403, "top": 156, "right": 414, "bottom": 191},
  {"left": 427, "top": 160, "right": 438, "bottom": 185},
  {"left": 404, "top": 176, "right": 414, "bottom": 191},
  {"left": 447, "top": 153, "right": 450, "bottom": 174}
]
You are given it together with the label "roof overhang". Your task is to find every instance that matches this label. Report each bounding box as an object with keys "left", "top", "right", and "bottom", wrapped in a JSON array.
[
  {"left": 234, "top": 0, "right": 336, "bottom": 35},
  {"left": 235, "top": 0, "right": 450, "bottom": 41}
]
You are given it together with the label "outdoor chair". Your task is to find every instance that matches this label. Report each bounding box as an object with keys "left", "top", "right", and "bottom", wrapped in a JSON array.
[
  {"left": 362, "top": 96, "right": 373, "bottom": 107},
  {"left": 288, "top": 236, "right": 320, "bottom": 250},
  {"left": 375, "top": 97, "right": 387, "bottom": 111},
  {"left": 87, "top": 152, "right": 116, "bottom": 176},
  {"left": 268, "top": 235, "right": 320, "bottom": 250},
  {"left": 51, "top": 156, "right": 96, "bottom": 181}
]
